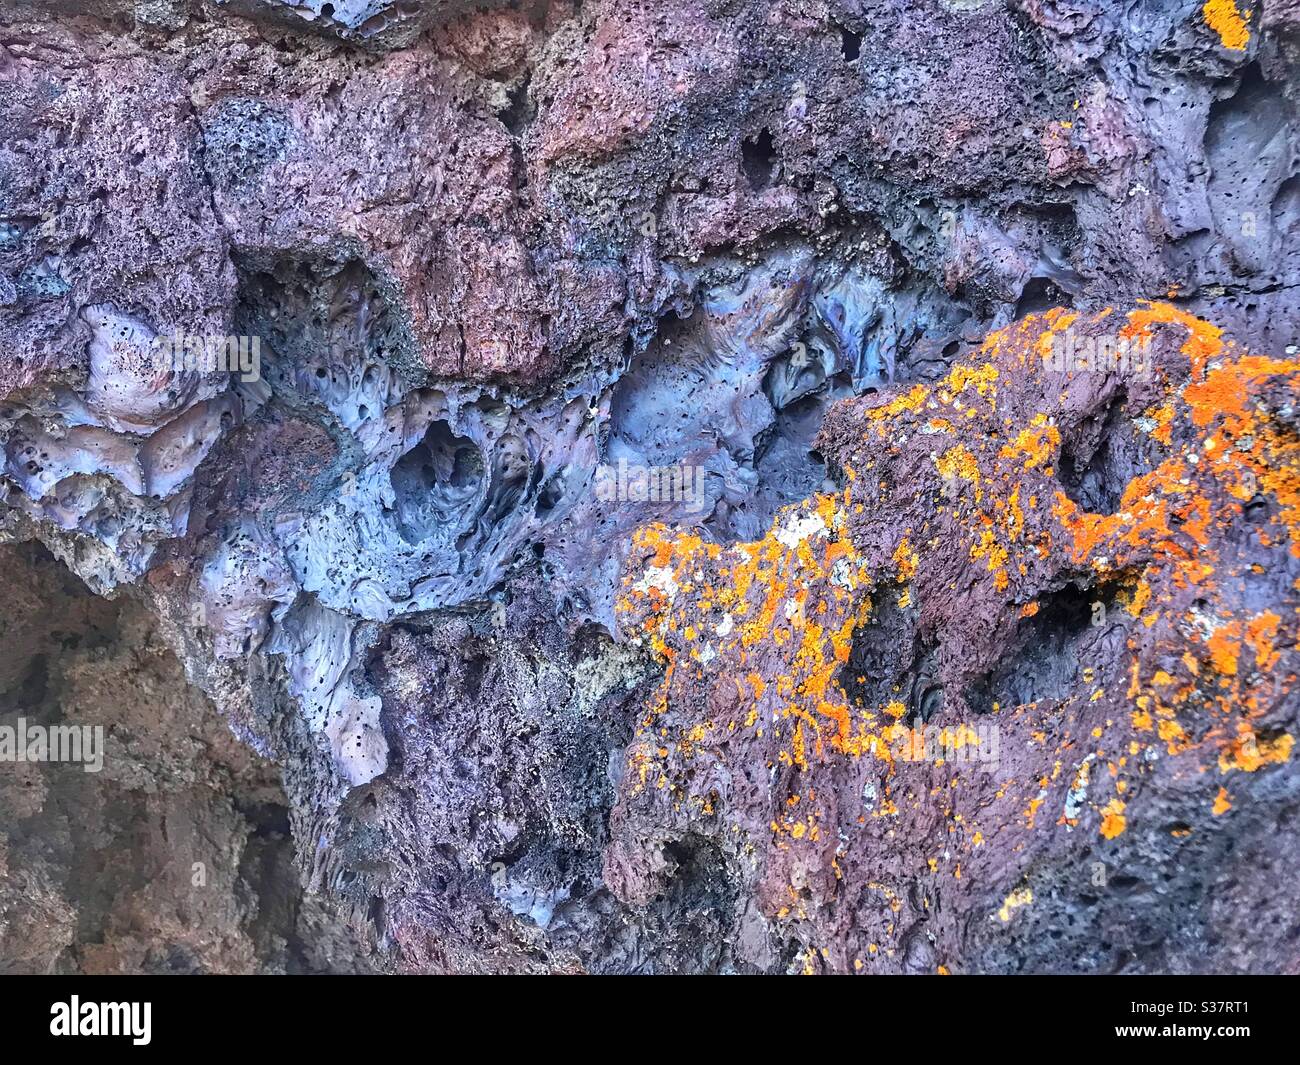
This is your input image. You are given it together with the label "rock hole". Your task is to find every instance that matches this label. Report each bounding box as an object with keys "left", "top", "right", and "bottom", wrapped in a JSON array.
[
  {"left": 965, "top": 583, "right": 1099, "bottom": 714},
  {"left": 390, "top": 421, "right": 485, "bottom": 545},
  {"left": 742, "top": 128, "right": 777, "bottom": 190},
  {"left": 839, "top": 25, "right": 862, "bottom": 62},
  {"left": 1057, "top": 395, "right": 1151, "bottom": 516}
]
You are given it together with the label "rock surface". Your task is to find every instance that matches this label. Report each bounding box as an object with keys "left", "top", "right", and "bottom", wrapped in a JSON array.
[{"left": 0, "top": 0, "right": 1297, "bottom": 973}]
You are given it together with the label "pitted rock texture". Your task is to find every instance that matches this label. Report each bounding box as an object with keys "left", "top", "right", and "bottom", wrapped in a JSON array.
[
  {"left": 0, "top": 0, "right": 1297, "bottom": 973},
  {"left": 615, "top": 306, "right": 1300, "bottom": 973}
]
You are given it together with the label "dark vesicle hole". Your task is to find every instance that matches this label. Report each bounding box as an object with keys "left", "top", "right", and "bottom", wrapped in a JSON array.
[
  {"left": 839, "top": 26, "right": 862, "bottom": 62},
  {"left": 742, "top": 128, "right": 777, "bottom": 190}
]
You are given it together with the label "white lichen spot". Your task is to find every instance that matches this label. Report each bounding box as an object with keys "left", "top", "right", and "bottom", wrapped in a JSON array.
[
  {"left": 1064, "top": 753, "right": 1096, "bottom": 822},
  {"left": 775, "top": 510, "right": 828, "bottom": 550},
  {"left": 634, "top": 565, "right": 679, "bottom": 600},
  {"left": 830, "top": 557, "right": 856, "bottom": 590}
]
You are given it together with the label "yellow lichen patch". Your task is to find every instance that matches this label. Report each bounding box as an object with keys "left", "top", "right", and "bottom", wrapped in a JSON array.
[
  {"left": 970, "top": 529, "right": 1010, "bottom": 592},
  {"left": 1202, "top": 0, "right": 1250, "bottom": 51},
  {"left": 949, "top": 361, "right": 999, "bottom": 399},
  {"left": 1125, "top": 578, "right": 1152, "bottom": 618},
  {"left": 999, "top": 415, "right": 1060, "bottom": 471},
  {"left": 619, "top": 487, "right": 877, "bottom": 790},
  {"left": 997, "top": 886, "right": 1033, "bottom": 923},
  {"left": 1034, "top": 310, "right": 1079, "bottom": 366},
  {"left": 935, "top": 444, "right": 981, "bottom": 492},
  {"left": 866, "top": 383, "right": 928, "bottom": 423}
]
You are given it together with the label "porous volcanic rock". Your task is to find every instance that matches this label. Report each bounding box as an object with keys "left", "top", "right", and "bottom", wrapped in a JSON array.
[{"left": 614, "top": 305, "right": 1300, "bottom": 973}]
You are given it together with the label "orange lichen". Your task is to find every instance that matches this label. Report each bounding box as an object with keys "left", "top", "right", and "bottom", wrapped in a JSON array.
[
  {"left": 999, "top": 415, "right": 1060, "bottom": 471},
  {"left": 892, "top": 537, "right": 919, "bottom": 583},
  {"left": 1245, "top": 612, "right": 1281, "bottom": 670},
  {"left": 935, "top": 444, "right": 981, "bottom": 493},
  {"left": 1121, "top": 301, "right": 1224, "bottom": 368},
  {"left": 1218, "top": 727, "right": 1294, "bottom": 774},
  {"left": 615, "top": 302, "right": 1298, "bottom": 954},
  {"left": 1099, "top": 798, "right": 1127, "bottom": 839},
  {"left": 1212, "top": 787, "right": 1233, "bottom": 816},
  {"left": 1202, "top": 0, "right": 1251, "bottom": 51},
  {"left": 1206, "top": 622, "right": 1242, "bottom": 677}
]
